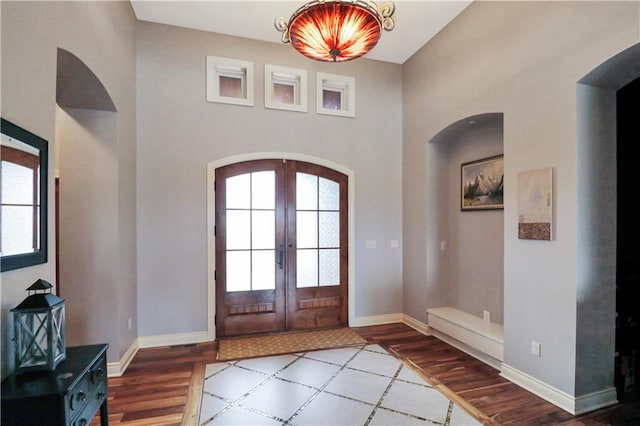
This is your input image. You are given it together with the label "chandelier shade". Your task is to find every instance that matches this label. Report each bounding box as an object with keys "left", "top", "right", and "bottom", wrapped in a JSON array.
[{"left": 276, "top": 0, "right": 395, "bottom": 62}]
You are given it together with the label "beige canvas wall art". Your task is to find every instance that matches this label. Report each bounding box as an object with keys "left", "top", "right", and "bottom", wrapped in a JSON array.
[{"left": 518, "top": 168, "right": 553, "bottom": 240}]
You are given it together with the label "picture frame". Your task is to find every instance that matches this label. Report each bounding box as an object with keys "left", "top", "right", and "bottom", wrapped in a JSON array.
[
  {"left": 206, "top": 56, "right": 254, "bottom": 107},
  {"left": 461, "top": 155, "right": 504, "bottom": 211},
  {"left": 518, "top": 167, "right": 553, "bottom": 240},
  {"left": 264, "top": 64, "right": 307, "bottom": 112},
  {"left": 316, "top": 72, "right": 355, "bottom": 118}
]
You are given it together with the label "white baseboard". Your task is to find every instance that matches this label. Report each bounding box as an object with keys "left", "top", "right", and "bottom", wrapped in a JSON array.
[
  {"left": 350, "top": 313, "right": 429, "bottom": 336},
  {"left": 138, "top": 331, "right": 210, "bottom": 349},
  {"left": 500, "top": 363, "right": 618, "bottom": 414},
  {"left": 402, "top": 314, "right": 430, "bottom": 335},
  {"left": 351, "top": 313, "right": 403, "bottom": 327},
  {"left": 574, "top": 387, "right": 618, "bottom": 415},
  {"left": 427, "top": 307, "right": 503, "bottom": 362},
  {"left": 430, "top": 329, "right": 502, "bottom": 370},
  {"left": 105, "top": 332, "right": 209, "bottom": 377},
  {"left": 501, "top": 363, "right": 574, "bottom": 413},
  {"left": 107, "top": 339, "right": 139, "bottom": 377},
  {"left": 350, "top": 313, "right": 430, "bottom": 339}
]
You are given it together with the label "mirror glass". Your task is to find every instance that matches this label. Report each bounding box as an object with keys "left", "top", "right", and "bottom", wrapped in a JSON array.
[{"left": 1, "top": 118, "right": 48, "bottom": 272}]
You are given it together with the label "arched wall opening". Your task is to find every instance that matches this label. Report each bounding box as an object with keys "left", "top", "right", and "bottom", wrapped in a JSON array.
[
  {"left": 576, "top": 42, "right": 640, "bottom": 403},
  {"left": 55, "top": 48, "right": 120, "bottom": 357},
  {"left": 426, "top": 113, "right": 505, "bottom": 322}
]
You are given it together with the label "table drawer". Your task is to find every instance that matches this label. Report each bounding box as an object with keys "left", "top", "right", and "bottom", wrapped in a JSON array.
[
  {"left": 67, "top": 350, "right": 107, "bottom": 422},
  {"left": 71, "top": 382, "right": 107, "bottom": 426}
]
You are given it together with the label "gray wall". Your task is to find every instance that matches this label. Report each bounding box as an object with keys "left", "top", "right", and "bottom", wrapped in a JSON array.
[
  {"left": 402, "top": 0, "right": 638, "bottom": 396},
  {"left": 446, "top": 124, "right": 504, "bottom": 324},
  {"left": 0, "top": 1, "right": 137, "bottom": 375},
  {"left": 56, "top": 107, "right": 120, "bottom": 351},
  {"left": 575, "top": 85, "right": 617, "bottom": 396},
  {"left": 136, "top": 22, "right": 403, "bottom": 337}
]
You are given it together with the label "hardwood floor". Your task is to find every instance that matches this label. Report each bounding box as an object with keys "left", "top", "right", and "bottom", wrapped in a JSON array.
[
  {"left": 93, "top": 342, "right": 218, "bottom": 425},
  {"left": 93, "top": 324, "right": 639, "bottom": 425}
]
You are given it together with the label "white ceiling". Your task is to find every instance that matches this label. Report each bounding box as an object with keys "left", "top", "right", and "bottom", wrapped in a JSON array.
[{"left": 130, "top": 1, "right": 472, "bottom": 64}]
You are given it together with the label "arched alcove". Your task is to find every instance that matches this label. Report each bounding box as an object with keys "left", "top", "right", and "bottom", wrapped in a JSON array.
[
  {"left": 56, "top": 48, "right": 116, "bottom": 112},
  {"left": 55, "top": 48, "right": 120, "bottom": 352},
  {"left": 424, "top": 112, "right": 505, "bottom": 367},
  {"left": 427, "top": 112, "right": 505, "bottom": 323}
]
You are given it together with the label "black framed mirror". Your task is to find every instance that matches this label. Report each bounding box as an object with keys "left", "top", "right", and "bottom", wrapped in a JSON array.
[{"left": 1, "top": 118, "right": 48, "bottom": 272}]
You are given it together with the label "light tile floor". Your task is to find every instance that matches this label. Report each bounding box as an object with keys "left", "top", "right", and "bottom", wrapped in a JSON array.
[{"left": 200, "top": 344, "right": 481, "bottom": 426}]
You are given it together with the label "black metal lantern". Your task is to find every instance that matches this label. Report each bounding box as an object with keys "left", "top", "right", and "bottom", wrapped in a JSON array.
[{"left": 11, "top": 279, "right": 66, "bottom": 374}]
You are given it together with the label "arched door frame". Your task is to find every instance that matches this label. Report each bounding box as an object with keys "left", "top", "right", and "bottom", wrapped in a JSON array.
[{"left": 207, "top": 152, "right": 356, "bottom": 341}]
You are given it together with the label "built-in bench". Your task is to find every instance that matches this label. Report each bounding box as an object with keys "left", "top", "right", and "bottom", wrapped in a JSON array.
[{"left": 427, "top": 307, "right": 504, "bottom": 369}]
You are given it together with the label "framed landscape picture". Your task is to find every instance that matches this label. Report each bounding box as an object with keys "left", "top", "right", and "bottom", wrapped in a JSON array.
[{"left": 461, "top": 155, "right": 504, "bottom": 211}]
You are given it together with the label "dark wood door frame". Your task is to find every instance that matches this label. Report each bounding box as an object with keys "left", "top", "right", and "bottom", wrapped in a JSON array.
[
  {"left": 285, "top": 161, "right": 349, "bottom": 331},
  {"left": 213, "top": 159, "right": 350, "bottom": 338},
  {"left": 214, "top": 159, "right": 286, "bottom": 337}
]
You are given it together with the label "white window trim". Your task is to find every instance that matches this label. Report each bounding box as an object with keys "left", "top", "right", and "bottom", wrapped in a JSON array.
[
  {"left": 206, "top": 56, "right": 254, "bottom": 107},
  {"left": 316, "top": 72, "right": 356, "bottom": 118},
  {"left": 265, "top": 65, "right": 307, "bottom": 112}
]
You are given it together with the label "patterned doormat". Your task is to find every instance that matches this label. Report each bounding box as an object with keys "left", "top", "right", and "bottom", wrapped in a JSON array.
[{"left": 217, "top": 328, "right": 367, "bottom": 361}]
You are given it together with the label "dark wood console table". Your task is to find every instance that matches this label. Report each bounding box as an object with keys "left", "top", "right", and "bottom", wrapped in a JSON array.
[{"left": 2, "top": 344, "right": 109, "bottom": 426}]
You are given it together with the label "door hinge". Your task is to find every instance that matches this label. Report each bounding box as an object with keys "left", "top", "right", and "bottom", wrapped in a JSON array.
[
  {"left": 214, "top": 225, "right": 216, "bottom": 236},
  {"left": 214, "top": 270, "right": 217, "bottom": 281},
  {"left": 214, "top": 314, "right": 217, "bottom": 324}
]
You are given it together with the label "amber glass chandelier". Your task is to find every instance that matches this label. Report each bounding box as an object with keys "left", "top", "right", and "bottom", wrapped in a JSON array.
[{"left": 275, "top": 0, "right": 395, "bottom": 62}]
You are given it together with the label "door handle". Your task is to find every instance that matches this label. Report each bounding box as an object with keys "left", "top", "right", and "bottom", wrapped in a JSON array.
[{"left": 277, "top": 245, "right": 285, "bottom": 269}]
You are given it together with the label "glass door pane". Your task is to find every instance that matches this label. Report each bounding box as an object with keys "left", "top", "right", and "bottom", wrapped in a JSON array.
[
  {"left": 225, "top": 171, "right": 276, "bottom": 292},
  {"left": 295, "top": 173, "right": 340, "bottom": 288}
]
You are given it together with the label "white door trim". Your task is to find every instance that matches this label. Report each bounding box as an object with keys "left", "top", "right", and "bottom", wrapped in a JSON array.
[{"left": 207, "top": 152, "right": 356, "bottom": 341}]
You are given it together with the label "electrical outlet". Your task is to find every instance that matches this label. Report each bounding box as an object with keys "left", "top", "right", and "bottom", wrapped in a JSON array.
[
  {"left": 440, "top": 241, "right": 447, "bottom": 251},
  {"left": 531, "top": 341, "right": 541, "bottom": 357},
  {"left": 128, "top": 317, "right": 132, "bottom": 330},
  {"left": 483, "top": 310, "right": 490, "bottom": 322}
]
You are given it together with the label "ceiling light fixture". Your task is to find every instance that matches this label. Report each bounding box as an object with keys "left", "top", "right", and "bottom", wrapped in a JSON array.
[{"left": 275, "top": 0, "right": 395, "bottom": 62}]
